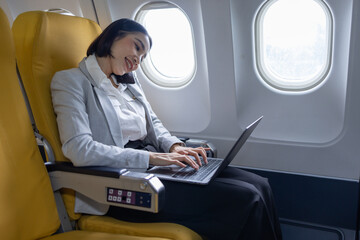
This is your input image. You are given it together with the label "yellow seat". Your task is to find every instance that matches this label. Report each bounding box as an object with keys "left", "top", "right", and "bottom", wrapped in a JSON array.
[
  {"left": 11, "top": 10, "right": 201, "bottom": 240},
  {"left": 0, "top": 8, "right": 59, "bottom": 239}
]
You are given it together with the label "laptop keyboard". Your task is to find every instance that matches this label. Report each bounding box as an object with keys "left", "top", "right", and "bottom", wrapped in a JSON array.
[{"left": 172, "top": 158, "right": 221, "bottom": 181}]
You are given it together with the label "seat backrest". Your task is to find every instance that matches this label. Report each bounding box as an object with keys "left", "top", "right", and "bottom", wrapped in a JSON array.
[
  {"left": 12, "top": 10, "right": 102, "bottom": 221},
  {"left": 0, "top": 8, "right": 60, "bottom": 239},
  {"left": 12, "top": 11, "right": 102, "bottom": 163}
]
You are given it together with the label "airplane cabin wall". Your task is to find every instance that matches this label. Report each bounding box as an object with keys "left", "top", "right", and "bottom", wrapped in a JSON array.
[
  {"left": 230, "top": 0, "right": 360, "bottom": 180},
  {"left": 1, "top": 0, "right": 360, "bottom": 181},
  {"left": 98, "top": 0, "right": 360, "bottom": 181}
]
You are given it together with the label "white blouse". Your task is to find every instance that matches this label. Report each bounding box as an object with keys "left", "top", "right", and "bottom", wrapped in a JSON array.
[{"left": 85, "top": 54, "right": 147, "bottom": 145}]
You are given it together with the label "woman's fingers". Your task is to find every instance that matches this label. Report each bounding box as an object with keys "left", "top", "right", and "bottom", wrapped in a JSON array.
[
  {"left": 149, "top": 146, "right": 213, "bottom": 170},
  {"left": 190, "top": 149, "right": 204, "bottom": 166},
  {"left": 184, "top": 147, "right": 209, "bottom": 165},
  {"left": 176, "top": 154, "right": 199, "bottom": 170},
  {"left": 149, "top": 152, "right": 198, "bottom": 170},
  {"left": 172, "top": 160, "right": 187, "bottom": 168},
  {"left": 173, "top": 146, "right": 210, "bottom": 166},
  {"left": 197, "top": 147, "right": 209, "bottom": 165}
]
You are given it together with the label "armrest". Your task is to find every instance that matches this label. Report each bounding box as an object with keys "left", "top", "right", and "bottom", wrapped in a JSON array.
[
  {"left": 178, "top": 137, "right": 217, "bottom": 158},
  {"left": 45, "top": 162, "right": 165, "bottom": 213},
  {"left": 46, "top": 161, "right": 127, "bottom": 178}
]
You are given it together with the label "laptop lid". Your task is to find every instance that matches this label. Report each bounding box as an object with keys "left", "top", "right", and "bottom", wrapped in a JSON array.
[{"left": 211, "top": 116, "right": 263, "bottom": 179}]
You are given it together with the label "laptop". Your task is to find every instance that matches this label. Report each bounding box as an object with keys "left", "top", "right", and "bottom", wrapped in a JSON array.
[{"left": 146, "top": 116, "right": 263, "bottom": 185}]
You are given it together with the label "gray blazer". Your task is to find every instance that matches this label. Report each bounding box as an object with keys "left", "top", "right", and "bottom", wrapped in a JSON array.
[{"left": 51, "top": 58, "right": 182, "bottom": 214}]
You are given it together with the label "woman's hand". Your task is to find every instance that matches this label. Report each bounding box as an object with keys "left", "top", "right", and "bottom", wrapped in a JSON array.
[
  {"left": 148, "top": 144, "right": 210, "bottom": 170},
  {"left": 170, "top": 144, "right": 209, "bottom": 166},
  {"left": 149, "top": 152, "right": 200, "bottom": 170}
]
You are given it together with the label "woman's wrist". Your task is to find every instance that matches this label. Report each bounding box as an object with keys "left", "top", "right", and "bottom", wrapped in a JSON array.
[{"left": 169, "top": 143, "right": 183, "bottom": 153}]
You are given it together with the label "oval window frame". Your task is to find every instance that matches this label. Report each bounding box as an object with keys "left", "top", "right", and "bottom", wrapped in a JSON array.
[
  {"left": 255, "top": 0, "right": 333, "bottom": 92},
  {"left": 135, "top": 1, "right": 197, "bottom": 88}
]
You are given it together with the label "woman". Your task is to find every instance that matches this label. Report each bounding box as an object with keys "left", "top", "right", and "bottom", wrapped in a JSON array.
[{"left": 51, "top": 18, "right": 282, "bottom": 240}]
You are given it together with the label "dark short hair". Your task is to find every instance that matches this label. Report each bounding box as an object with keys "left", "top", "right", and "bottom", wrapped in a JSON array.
[{"left": 87, "top": 18, "right": 152, "bottom": 57}]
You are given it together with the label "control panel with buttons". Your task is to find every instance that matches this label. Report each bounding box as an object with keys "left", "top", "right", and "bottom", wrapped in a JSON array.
[{"left": 106, "top": 187, "right": 152, "bottom": 208}]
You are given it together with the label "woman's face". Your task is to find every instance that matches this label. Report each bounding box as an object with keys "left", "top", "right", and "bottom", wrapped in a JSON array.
[{"left": 109, "top": 32, "right": 150, "bottom": 76}]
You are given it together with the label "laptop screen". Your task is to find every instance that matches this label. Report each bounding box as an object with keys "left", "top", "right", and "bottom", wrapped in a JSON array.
[{"left": 212, "top": 116, "right": 263, "bottom": 178}]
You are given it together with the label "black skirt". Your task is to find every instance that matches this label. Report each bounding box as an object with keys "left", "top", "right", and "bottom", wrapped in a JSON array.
[{"left": 107, "top": 166, "right": 282, "bottom": 240}]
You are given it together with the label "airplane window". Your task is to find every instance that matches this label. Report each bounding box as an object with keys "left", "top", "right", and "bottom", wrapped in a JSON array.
[
  {"left": 135, "top": 2, "right": 196, "bottom": 87},
  {"left": 255, "top": 0, "right": 333, "bottom": 92}
]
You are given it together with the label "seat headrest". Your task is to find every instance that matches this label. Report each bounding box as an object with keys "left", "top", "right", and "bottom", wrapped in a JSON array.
[{"left": 0, "top": 8, "right": 60, "bottom": 239}]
